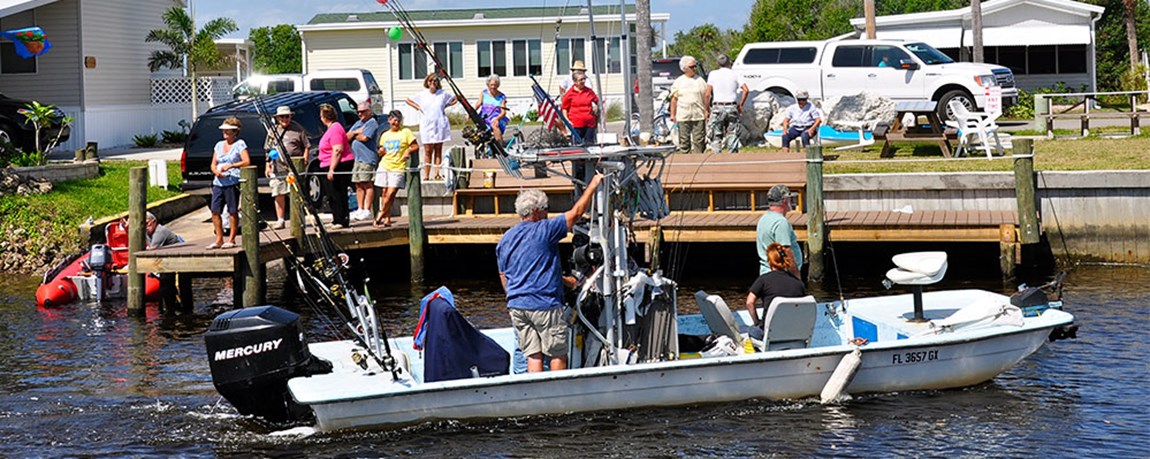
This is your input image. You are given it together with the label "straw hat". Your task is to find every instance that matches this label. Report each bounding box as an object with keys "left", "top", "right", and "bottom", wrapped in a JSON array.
[
  {"left": 218, "top": 121, "right": 240, "bottom": 130},
  {"left": 570, "top": 60, "right": 587, "bottom": 71}
]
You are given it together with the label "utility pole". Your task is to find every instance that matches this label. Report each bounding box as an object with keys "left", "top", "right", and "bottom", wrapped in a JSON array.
[
  {"left": 864, "top": 0, "right": 876, "bottom": 39},
  {"left": 637, "top": 0, "right": 653, "bottom": 134},
  {"left": 972, "top": 0, "right": 984, "bottom": 63}
]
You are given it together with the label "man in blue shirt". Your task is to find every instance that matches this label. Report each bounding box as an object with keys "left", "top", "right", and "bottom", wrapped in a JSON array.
[
  {"left": 347, "top": 101, "right": 380, "bottom": 221},
  {"left": 497, "top": 173, "right": 603, "bottom": 372}
]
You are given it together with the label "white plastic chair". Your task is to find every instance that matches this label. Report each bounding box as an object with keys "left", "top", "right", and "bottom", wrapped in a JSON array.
[
  {"left": 946, "top": 100, "right": 1004, "bottom": 158},
  {"left": 761, "top": 295, "right": 818, "bottom": 350}
]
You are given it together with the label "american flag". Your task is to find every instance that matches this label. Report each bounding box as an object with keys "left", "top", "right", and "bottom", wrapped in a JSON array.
[{"left": 531, "top": 83, "right": 561, "bottom": 131}]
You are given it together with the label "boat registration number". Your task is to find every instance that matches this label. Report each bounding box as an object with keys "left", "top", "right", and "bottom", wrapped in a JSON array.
[{"left": 892, "top": 349, "right": 939, "bottom": 365}]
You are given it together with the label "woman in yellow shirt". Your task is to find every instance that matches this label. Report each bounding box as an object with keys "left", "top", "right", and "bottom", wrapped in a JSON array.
[{"left": 374, "top": 110, "right": 419, "bottom": 227}]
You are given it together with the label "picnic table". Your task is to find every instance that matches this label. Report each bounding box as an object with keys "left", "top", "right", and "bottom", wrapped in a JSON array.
[{"left": 880, "top": 100, "right": 954, "bottom": 158}]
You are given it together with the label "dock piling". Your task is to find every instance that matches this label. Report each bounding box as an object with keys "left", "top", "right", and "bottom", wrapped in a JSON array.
[
  {"left": 1013, "top": 139, "right": 1040, "bottom": 244},
  {"left": 805, "top": 146, "right": 826, "bottom": 283},
  {"left": 127, "top": 166, "right": 147, "bottom": 314},
  {"left": 407, "top": 153, "right": 425, "bottom": 284},
  {"left": 241, "top": 166, "right": 265, "bottom": 307}
]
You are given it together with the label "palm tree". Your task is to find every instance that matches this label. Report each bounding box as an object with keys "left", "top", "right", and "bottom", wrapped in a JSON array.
[
  {"left": 146, "top": 6, "right": 237, "bottom": 120},
  {"left": 1122, "top": 0, "right": 1139, "bottom": 68}
]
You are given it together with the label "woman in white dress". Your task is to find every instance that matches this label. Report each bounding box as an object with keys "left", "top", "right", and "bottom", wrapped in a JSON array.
[{"left": 406, "top": 73, "right": 457, "bottom": 181}]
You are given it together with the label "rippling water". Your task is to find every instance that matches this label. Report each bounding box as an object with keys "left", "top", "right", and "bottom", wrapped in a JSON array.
[{"left": 0, "top": 263, "right": 1145, "bottom": 458}]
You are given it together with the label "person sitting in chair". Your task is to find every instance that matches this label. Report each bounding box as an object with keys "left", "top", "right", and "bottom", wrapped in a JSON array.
[
  {"left": 745, "top": 242, "right": 806, "bottom": 332},
  {"left": 780, "top": 90, "right": 822, "bottom": 153}
]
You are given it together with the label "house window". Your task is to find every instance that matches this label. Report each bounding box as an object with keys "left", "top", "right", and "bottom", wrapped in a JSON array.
[
  {"left": 592, "top": 37, "right": 622, "bottom": 74},
  {"left": 1057, "top": 44, "right": 1087, "bottom": 74},
  {"left": 1028, "top": 45, "right": 1057, "bottom": 74},
  {"left": 556, "top": 38, "right": 586, "bottom": 75},
  {"left": 995, "top": 46, "right": 1027, "bottom": 75},
  {"left": 433, "top": 42, "right": 463, "bottom": 79},
  {"left": 398, "top": 43, "right": 427, "bottom": 80},
  {"left": 477, "top": 40, "right": 506, "bottom": 78},
  {"left": 511, "top": 39, "right": 542, "bottom": 77},
  {"left": 0, "top": 10, "right": 36, "bottom": 75}
]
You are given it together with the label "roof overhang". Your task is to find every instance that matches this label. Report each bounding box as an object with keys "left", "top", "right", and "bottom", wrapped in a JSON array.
[
  {"left": 298, "top": 12, "right": 670, "bottom": 33},
  {"left": 0, "top": 0, "right": 59, "bottom": 18},
  {"left": 850, "top": 0, "right": 1105, "bottom": 29}
]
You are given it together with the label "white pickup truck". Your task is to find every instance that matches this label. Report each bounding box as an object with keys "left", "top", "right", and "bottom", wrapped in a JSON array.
[{"left": 733, "top": 39, "right": 1017, "bottom": 120}]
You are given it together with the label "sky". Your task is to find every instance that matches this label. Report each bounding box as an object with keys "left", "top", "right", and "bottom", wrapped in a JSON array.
[{"left": 191, "top": 0, "right": 757, "bottom": 41}]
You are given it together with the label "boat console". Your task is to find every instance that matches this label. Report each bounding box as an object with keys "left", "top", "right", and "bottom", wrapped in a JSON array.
[{"left": 885, "top": 252, "right": 949, "bottom": 322}]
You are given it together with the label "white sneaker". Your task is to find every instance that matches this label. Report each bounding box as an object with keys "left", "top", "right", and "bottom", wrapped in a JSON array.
[{"left": 272, "top": 219, "right": 286, "bottom": 229}]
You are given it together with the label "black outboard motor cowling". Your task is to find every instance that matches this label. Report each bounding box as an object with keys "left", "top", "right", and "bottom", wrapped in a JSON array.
[{"left": 204, "top": 306, "right": 331, "bottom": 422}]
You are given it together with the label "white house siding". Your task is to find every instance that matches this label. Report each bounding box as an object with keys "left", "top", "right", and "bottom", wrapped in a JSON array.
[
  {"left": 74, "top": 0, "right": 178, "bottom": 149},
  {"left": 304, "top": 22, "right": 631, "bottom": 124}
]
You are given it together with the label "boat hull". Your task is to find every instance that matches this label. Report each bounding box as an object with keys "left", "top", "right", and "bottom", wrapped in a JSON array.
[{"left": 294, "top": 313, "right": 1064, "bottom": 432}]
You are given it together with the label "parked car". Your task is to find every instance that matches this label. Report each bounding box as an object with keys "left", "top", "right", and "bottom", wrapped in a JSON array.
[
  {"left": 231, "top": 74, "right": 305, "bottom": 100},
  {"left": 733, "top": 39, "right": 1018, "bottom": 120},
  {"left": 304, "top": 69, "right": 385, "bottom": 114},
  {"left": 181, "top": 91, "right": 360, "bottom": 208},
  {"left": 0, "top": 92, "right": 71, "bottom": 152}
]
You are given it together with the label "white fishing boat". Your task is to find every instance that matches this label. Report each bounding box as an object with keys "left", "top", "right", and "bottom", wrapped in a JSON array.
[
  {"left": 202, "top": 1, "right": 1073, "bottom": 433},
  {"left": 203, "top": 144, "right": 1076, "bottom": 433}
]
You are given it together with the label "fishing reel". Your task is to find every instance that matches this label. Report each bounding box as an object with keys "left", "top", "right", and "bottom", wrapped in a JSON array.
[{"left": 462, "top": 124, "right": 493, "bottom": 148}]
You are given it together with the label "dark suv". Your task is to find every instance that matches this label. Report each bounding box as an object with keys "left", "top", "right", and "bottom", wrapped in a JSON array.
[
  {"left": 0, "top": 92, "right": 71, "bottom": 152},
  {"left": 181, "top": 91, "right": 359, "bottom": 205}
]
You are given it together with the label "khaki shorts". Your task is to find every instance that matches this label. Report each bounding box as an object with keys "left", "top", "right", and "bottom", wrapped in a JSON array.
[
  {"left": 268, "top": 177, "right": 290, "bottom": 197},
  {"left": 509, "top": 307, "right": 568, "bottom": 358},
  {"left": 351, "top": 161, "right": 378, "bottom": 183}
]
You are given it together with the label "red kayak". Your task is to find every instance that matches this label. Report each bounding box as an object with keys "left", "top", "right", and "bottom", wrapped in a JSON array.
[{"left": 36, "top": 222, "right": 161, "bottom": 308}]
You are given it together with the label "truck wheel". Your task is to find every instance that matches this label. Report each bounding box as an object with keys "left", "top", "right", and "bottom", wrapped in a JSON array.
[
  {"left": 0, "top": 122, "right": 22, "bottom": 150},
  {"left": 937, "top": 90, "right": 974, "bottom": 121}
]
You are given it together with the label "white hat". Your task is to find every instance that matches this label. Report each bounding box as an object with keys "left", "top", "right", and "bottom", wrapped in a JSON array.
[
  {"left": 274, "top": 106, "right": 293, "bottom": 116},
  {"left": 218, "top": 121, "right": 240, "bottom": 130},
  {"left": 795, "top": 90, "right": 810, "bottom": 100}
]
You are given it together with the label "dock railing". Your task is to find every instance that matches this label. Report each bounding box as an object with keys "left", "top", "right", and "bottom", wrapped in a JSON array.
[{"left": 1034, "top": 89, "right": 1150, "bottom": 138}]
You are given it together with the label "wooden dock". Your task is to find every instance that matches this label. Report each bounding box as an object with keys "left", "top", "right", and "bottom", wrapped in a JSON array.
[{"left": 131, "top": 149, "right": 1031, "bottom": 309}]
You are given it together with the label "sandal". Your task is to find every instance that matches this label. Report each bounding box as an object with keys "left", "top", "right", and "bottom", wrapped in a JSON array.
[
  {"left": 206, "top": 242, "right": 221, "bottom": 250},
  {"left": 221, "top": 242, "right": 236, "bottom": 249}
]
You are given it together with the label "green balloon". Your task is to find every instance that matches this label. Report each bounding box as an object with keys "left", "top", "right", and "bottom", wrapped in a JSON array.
[{"left": 388, "top": 26, "right": 402, "bottom": 41}]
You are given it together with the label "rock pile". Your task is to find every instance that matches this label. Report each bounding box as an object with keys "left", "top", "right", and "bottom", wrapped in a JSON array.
[
  {"left": 0, "top": 167, "right": 53, "bottom": 197},
  {"left": 820, "top": 92, "right": 897, "bottom": 130},
  {"left": 733, "top": 91, "right": 897, "bottom": 144}
]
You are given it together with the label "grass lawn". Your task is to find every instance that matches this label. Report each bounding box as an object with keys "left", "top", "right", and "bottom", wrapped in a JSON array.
[
  {"left": 1, "top": 161, "right": 182, "bottom": 260},
  {"left": 740, "top": 134, "right": 1150, "bottom": 174}
]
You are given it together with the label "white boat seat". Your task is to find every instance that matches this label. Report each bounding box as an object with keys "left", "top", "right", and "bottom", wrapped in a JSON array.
[
  {"left": 762, "top": 295, "right": 818, "bottom": 350},
  {"left": 694, "top": 291, "right": 742, "bottom": 343},
  {"left": 885, "top": 251, "right": 948, "bottom": 286}
]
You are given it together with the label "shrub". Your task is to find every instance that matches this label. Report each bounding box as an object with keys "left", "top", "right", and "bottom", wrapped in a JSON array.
[
  {"left": 446, "top": 111, "right": 470, "bottom": 128},
  {"left": 132, "top": 133, "right": 160, "bottom": 148},
  {"left": 604, "top": 101, "right": 624, "bottom": 121},
  {"left": 160, "top": 129, "right": 188, "bottom": 144},
  {"left": 525, "top": 109, "right": 539, "bottom": 122}
]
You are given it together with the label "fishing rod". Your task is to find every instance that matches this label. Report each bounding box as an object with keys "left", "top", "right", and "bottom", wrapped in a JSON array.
[
  {"left": 252, "top": 96, "right": 400, "bottom": 380},
  {"left": 376, "top": 0, "right": 520, "bottom": 175}
]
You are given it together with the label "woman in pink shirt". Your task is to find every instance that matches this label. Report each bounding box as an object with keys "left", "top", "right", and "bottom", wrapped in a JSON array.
[{"left": 318, "top": 104, "right": 354, "bottom": 228}]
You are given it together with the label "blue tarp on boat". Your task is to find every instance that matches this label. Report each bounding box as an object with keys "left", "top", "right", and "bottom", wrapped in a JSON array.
[{"left": 414, "top": 286, "right": 510, "bottom": 382}]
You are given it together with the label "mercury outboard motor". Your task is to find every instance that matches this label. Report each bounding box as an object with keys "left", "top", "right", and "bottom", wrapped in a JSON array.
[{"left": 204, "top": 306, "right": 332, "bottom": 422}]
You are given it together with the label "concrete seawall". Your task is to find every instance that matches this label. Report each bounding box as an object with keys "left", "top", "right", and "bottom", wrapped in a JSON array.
[{"left": 824, "top": 171, "right": 1150, "bottom": 264}]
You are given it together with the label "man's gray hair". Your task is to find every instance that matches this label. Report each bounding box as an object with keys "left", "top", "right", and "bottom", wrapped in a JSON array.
[
  {"left": 145, "top": 211, "right": 156, "bottom": 222},
  {"left": 515, "top": 189, "right": 549, "bottom": 218},
  {"left": 679, "top": 55, "right": 697, "bottom": 71}
]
